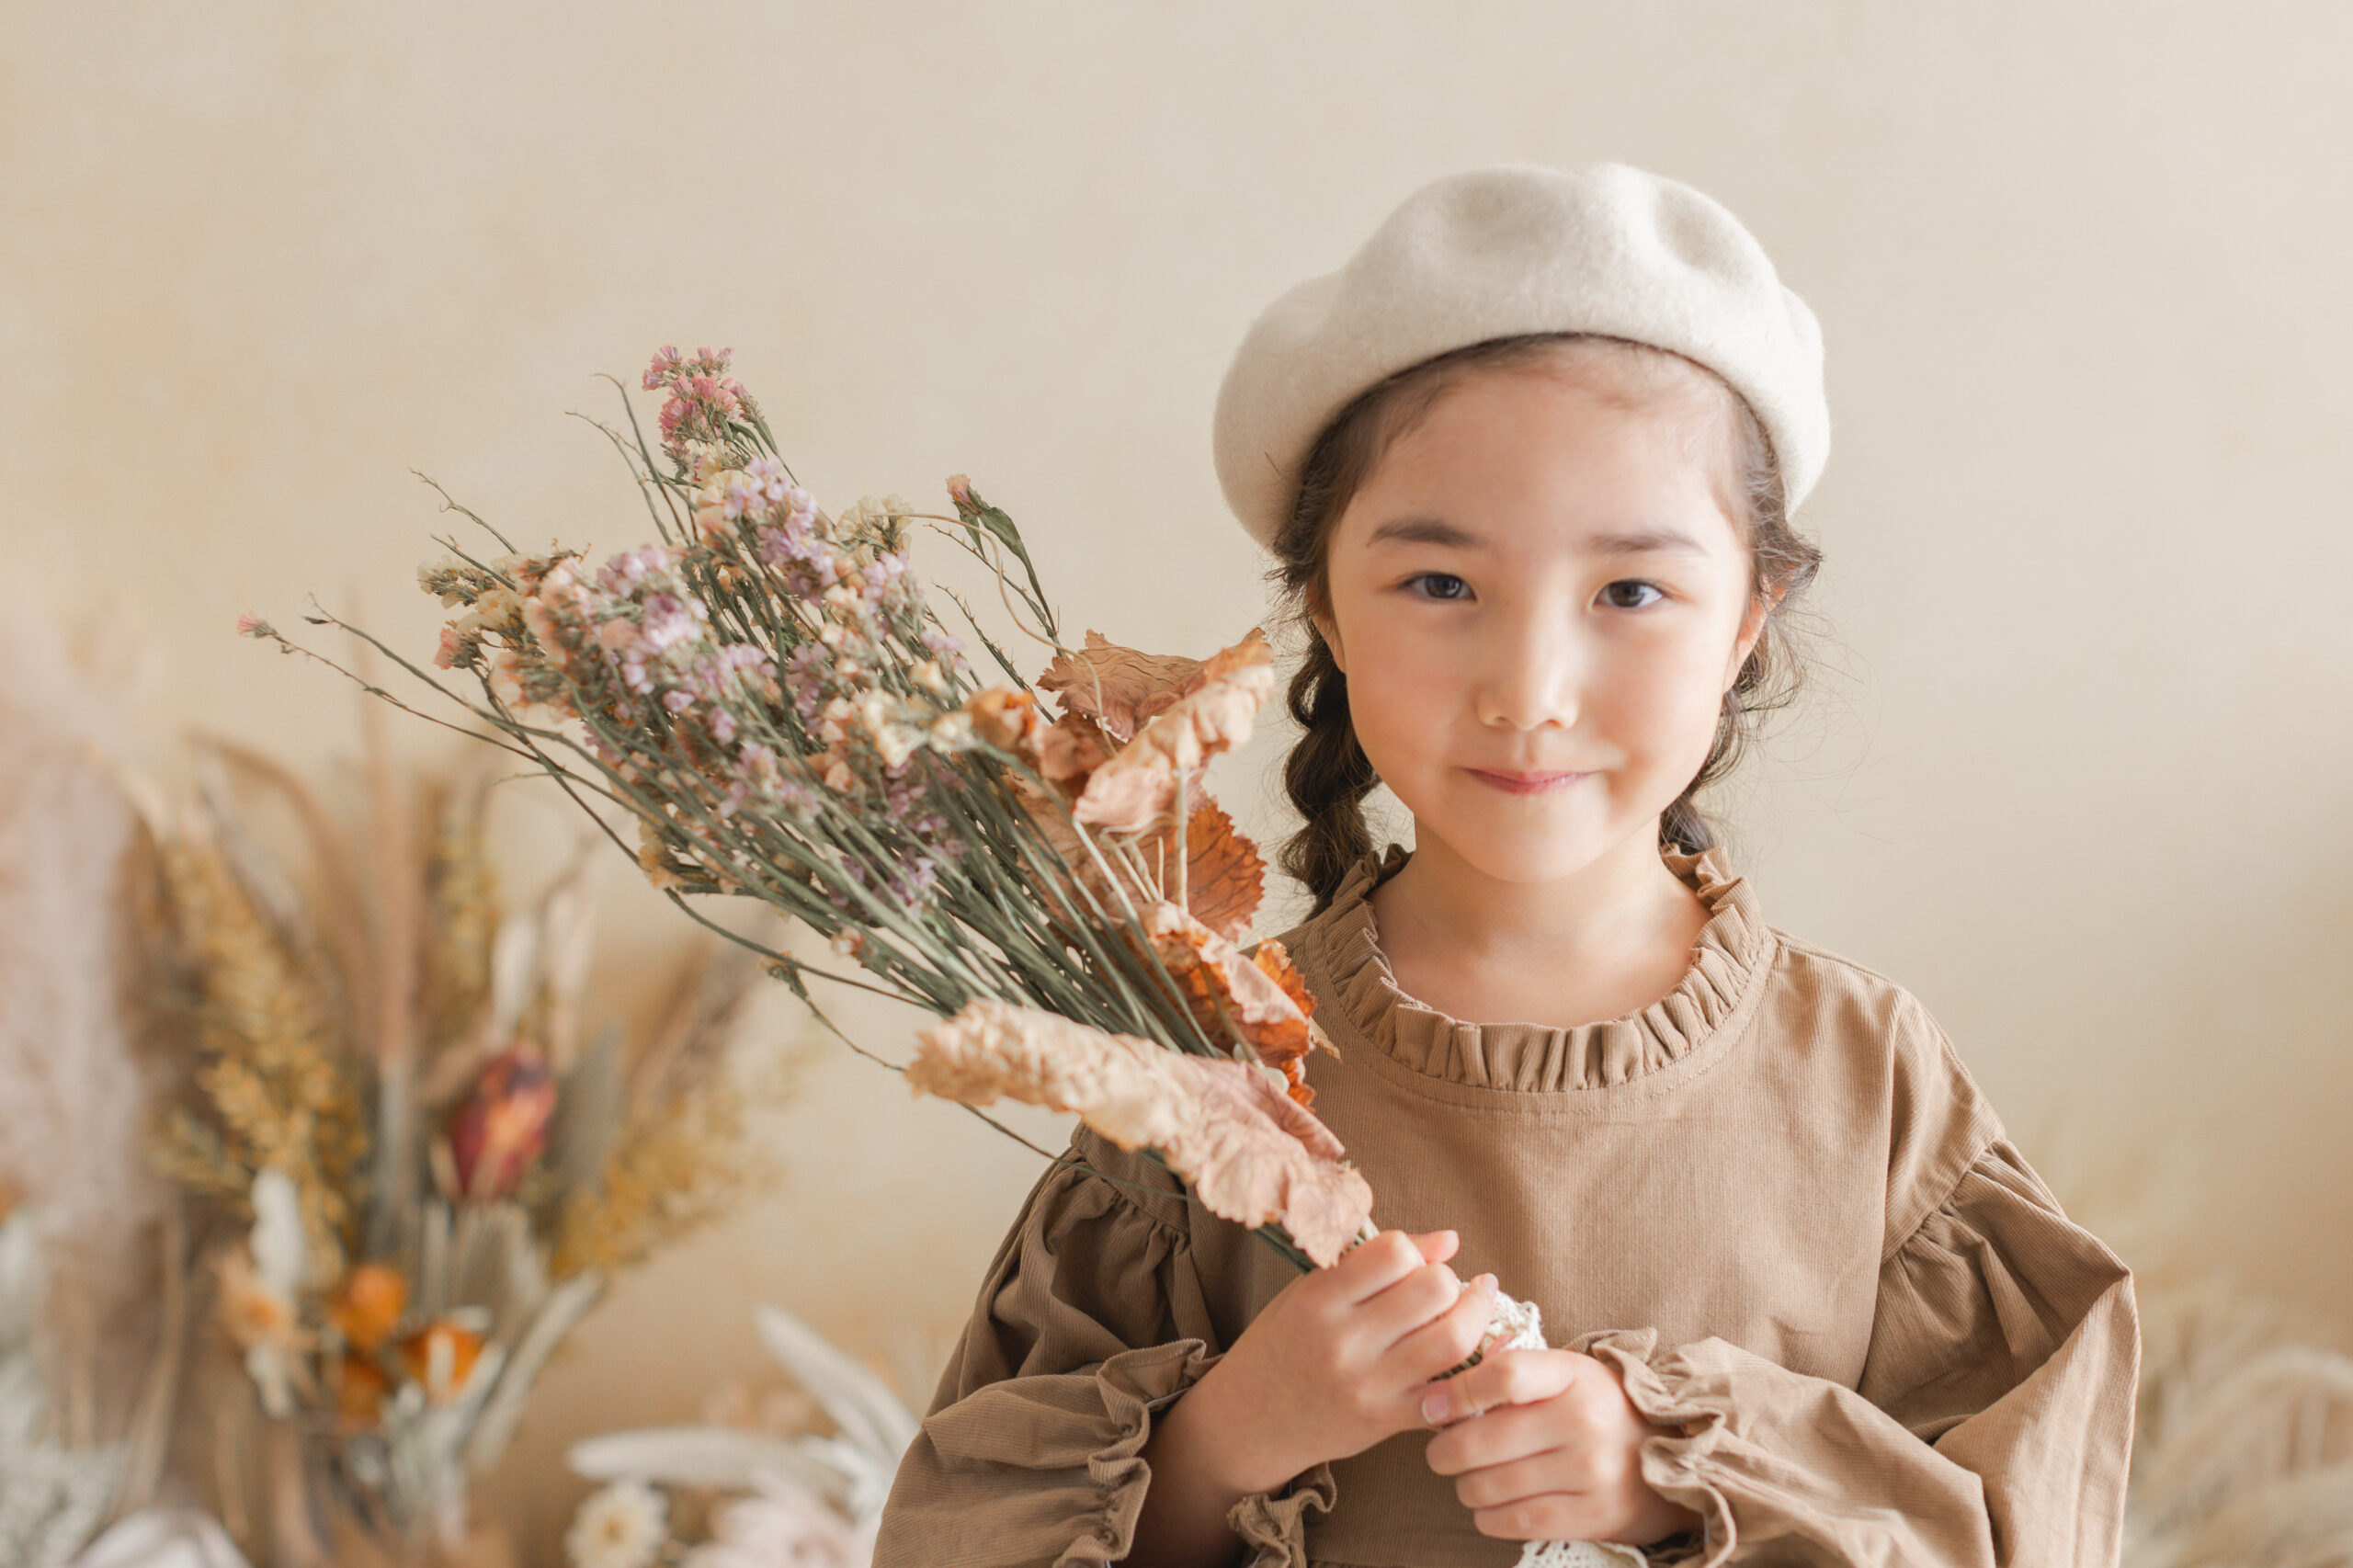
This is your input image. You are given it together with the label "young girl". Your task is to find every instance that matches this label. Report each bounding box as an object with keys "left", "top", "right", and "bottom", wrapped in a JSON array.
[{"left": 872, "top": 165, "right": 2139, "bottom": 1568}]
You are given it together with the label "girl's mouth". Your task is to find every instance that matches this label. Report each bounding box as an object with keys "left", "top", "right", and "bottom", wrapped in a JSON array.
[{"left": 1465, "top": 767, "right": 1590, "bottom": 796}]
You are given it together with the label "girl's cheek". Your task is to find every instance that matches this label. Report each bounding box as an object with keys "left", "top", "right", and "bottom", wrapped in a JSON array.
[{"left": 1597, "top": 641, "right": 1733, "bottom": 777}]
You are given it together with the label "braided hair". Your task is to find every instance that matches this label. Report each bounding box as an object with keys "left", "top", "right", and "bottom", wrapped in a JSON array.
[{"left": 1265, "top": 334, "right": 1822, "bottom": 916}]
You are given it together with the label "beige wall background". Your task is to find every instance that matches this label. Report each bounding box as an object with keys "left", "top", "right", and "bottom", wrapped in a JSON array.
[{"left": 7, "top": 0, "right": 2351, "bottom": 1554}]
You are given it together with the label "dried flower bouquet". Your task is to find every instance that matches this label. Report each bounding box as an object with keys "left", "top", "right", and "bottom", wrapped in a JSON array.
[
  {"left": 249, "top": 345, "right": 1377, "bottom": 1275},
  {"left": 140, "top": 733, "right": 769, "bottom": 1563}
]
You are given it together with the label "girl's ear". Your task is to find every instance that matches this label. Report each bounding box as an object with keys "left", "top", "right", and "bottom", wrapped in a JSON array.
[
  {"left": 1723, "top": 586, "right": 1780, "bottom": 692},
  {"left": 1310, "top": 602, "right": 1348, "bottom": 675}
]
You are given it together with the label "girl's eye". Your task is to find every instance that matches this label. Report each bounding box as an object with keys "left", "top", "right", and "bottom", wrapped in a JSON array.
[
  {"left": 1404, "top": 572, "right": 1472, "bottom": 602},
  {"left": 1597, "top": 580, "right": 1665, "bottom": 610}
]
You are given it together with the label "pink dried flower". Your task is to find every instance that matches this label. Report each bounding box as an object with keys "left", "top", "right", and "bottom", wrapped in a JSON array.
[{"left": 236, "top": 611, "right": 273, "bottom": 639}]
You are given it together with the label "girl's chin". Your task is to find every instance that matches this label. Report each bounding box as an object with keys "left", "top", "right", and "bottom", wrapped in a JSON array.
[{"left": 1409, "top": 795, "right": 1665, "bottom": 886}]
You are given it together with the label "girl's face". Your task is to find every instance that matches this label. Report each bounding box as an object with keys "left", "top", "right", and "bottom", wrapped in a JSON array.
[{"left": 1311, "top": 357, "right": 1767, "bottom": 891}]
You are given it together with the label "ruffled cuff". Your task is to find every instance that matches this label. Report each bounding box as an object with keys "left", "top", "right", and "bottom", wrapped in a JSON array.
[
  {"left": 1075, "top": 1338, "right": 1225, "bottom": 1564},
  {"left": 1567, "top": 1328, "right": 1737, "bottom": 1568},
  {"left": 1224, "top": 1460, "right": 1338, "bottom": 1567},
  {"left": 1066, "top": 1338, "right": 1337, "bottom": 1567},
  {"left": 905, "top": 1335, "right": 1223, "bottom": 1566}
]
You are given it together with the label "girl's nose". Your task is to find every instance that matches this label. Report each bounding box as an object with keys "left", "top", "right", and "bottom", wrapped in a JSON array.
[{"left": 1472, "top": 605, "right": 1581, "bottom": 733}]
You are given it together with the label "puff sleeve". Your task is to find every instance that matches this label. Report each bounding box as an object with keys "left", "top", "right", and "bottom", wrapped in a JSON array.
[
  {"left": 871, "top": 1130, "right": 1334, "bottom": 1568},
  {"left": 1572, "top": 1138, "right": 2139, "bottom": 1566}
]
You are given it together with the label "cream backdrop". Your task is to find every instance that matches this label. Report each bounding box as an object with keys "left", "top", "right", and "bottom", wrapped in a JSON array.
[{"left": 7, "top": 0, "right": 2351, "bottom": 1554}]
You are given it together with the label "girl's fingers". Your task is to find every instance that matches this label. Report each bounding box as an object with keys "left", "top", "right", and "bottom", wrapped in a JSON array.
[
  {"left": 1359, "top": 1260, "right": 1465, "bottom": 1346},
  {"left": 1414, "top": 1228, "right": 1462, "bottom": 1267},
  {"left": 1445, "top": 1447, "right": 1579, "bottom": 1513},
  {"left": 1422, "top": 1346, "right": 1579, "bottom": 1428},
  {"left": 1472, "top": 1494, "right": 1608, "bottom": 1546},
  {"left": 1425, "top": 1398, "right": 1581, "bottom": 1477},
  {"left": 1334, "top": 1229, "right": 1456, "bottom": 1303},
  {"left": 1389, "top": 1270, "right": 1499, "bottom": 1380}
]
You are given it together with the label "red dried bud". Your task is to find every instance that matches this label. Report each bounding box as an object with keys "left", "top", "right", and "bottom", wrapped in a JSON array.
[{"left": 445, "top": 1043, "right": 557, "bottom": 1202}]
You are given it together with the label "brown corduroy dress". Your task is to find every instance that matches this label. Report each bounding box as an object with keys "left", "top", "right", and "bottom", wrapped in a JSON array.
[{"left": 872, "top": 843, "right": 2141, "bottom": 1567}]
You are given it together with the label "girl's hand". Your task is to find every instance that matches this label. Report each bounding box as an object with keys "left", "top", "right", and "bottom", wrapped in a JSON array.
[
  {"left": 1179, "top": 1229, "right": 1500, "bottom": 1493},
  {"left": 1420, "top": 1347, "right": 1703, "bottom": 1546}
]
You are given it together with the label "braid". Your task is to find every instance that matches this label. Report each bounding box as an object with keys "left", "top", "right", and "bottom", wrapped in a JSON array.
[{"left": 1278, "top": 631, "right": 1380, "bottom": 916}]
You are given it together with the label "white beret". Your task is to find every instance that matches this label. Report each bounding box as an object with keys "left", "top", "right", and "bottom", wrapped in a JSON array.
[{"left": 1212, "top": 163, "right": 1828, "bottom": 548}]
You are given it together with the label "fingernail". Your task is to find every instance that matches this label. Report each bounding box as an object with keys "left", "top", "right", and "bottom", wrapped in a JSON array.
[
  {"left": 1474, "top": 1273, "right": 1497, "bottom": 1296},
  {"left": 1421, "top": 1387, "right": 1454, "bottom": 1425}
]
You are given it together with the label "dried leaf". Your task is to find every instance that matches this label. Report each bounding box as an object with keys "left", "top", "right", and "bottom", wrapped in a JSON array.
[
  {"left": 1146, "top": 903, "right": 1316, "bottom": 1092},
  {"left": 904, "top": 1000, "right": 1193, "bottom": 1153},
  {"left": 1036, "top": 710, "right": 1111, "bottom": 790},
  {"left": 905, "top": 999, "right": 1372, "bottom": 1266},
  {"left": 1166, "top": 1057, "right": 1371, "bottom": 1267},
  {"left": 1250, "top": 938, "right": 1313, "bottom": 1019},
  {"left": 1036, "top": 631, "right": 1204, "bottom": 744},
  {"left": 1074, "top": 630, "right": 1276, "bottom": 835},
  {"left": 1250, "top": 937, "right": 1335, "bottom": 1106},
  {"left": 1020, "top": 788, "right": 1266, "bottom": 953},
  {"left": 1140, "top": 796, "right": 1265, "bottom": 942}
]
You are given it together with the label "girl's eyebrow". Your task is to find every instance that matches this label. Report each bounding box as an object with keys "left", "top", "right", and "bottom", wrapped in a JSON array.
[
  {"left": 1364, "top": 516, "right": 1710, "bottom": 557},
  {"left": 1586, "top": 527, "right": 1711, "bottom": 557},
  {"left": 1364, "top": 515, "right": 1483, "bottom": 550}
]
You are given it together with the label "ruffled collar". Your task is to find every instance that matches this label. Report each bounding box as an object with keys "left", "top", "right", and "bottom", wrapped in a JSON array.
[{"left": 1298, "top": 840, "right": 1775, "bottom": 1094}]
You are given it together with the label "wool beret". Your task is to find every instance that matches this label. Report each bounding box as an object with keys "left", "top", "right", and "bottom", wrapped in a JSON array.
[{"left": 1212, "top": 163, "right": 1829, "bottom": 548}]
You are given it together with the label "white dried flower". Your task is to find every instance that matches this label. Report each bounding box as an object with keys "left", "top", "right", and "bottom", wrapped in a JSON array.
[
  {"left": 564, "top": 1479, "right": 669, "bottom": 1568},
  {"left": 682, "top": 1471, "right": 855, "bottom": 1568},
  {"left": 926, "top": 712, "right": 977, "bottom": 752}
]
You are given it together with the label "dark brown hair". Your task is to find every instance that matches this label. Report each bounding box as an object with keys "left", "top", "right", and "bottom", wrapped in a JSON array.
[{"left": 1267, "top": 333, "right": 1823, "bottom": 915}]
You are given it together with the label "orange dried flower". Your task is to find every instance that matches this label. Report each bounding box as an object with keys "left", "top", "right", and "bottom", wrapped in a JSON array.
[
  {"left": 399, "top": 1320, "right": 485, "bottom": 1403},
  {"left": 962, "top": 687, "right": 1047, "bottom": 757},
  {"left": 329, "top": 1353, "right": 395, "bottom": 1428},
  {"left": 326, "top": 1264, "right": 408, "bottom": 1354},
  {"left": 215, "top": 1246, "right": 302, "bottom": 1353}
]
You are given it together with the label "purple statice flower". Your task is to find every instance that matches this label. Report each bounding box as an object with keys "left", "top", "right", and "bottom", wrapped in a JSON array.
[
  {"left": 781, "top": 643, "right": 827, "bottom": 720},
  {"left": 889, "top": 855, "right": 938, "bottom": 907},
  {"left": 744, "top": 456, "right": 790, "bottom": 507},
  {"left": 858, "top": 551, "right": 910, "bottom": 609},
  {"left": 637, "top": 592, "right": 707, "bottom": 653},
  {"left": 597, "top": 545, "right": 672, "bottom": 597},
  {"left": 649, "top": 347, "right": 749, "bottom": 458},
  {"left": 755, "top": 507, "right": 843, "bottom": 599},
  {"left": 642, "top": 345, "right": 686, "bottom": 391}
]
